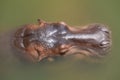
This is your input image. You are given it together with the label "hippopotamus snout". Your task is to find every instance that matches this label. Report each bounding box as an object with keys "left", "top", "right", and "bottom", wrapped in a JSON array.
[
  {"left": 13, "top": 19, "right": 112, "bottom": 62},
  {"left": 63, "top": 23, "right": 111, "bottom": 57}
]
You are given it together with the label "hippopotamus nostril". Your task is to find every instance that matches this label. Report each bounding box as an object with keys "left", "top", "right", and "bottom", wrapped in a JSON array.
[
  {"left": 99, "top": 40, "right": 110, "bottom": 48},
  {"left": 97, "top": 24, "right": 110, "bottom": 34}
]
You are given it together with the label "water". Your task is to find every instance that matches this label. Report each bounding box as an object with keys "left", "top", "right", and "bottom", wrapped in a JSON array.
[{"left": 0, "top": 0, "right": 120, "bottom": 80}]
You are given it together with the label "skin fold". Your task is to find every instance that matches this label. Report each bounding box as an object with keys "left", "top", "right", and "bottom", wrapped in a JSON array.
[{"left": 12, "top": 19, "right": 112, "bottom": 62}]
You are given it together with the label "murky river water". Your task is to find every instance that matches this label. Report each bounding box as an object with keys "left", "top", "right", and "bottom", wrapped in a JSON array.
[{"left": 0, "top": 0, "right": 120, "bottom": 80}]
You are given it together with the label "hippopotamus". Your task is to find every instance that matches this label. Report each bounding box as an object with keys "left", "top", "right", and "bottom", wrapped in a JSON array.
[{"left": 12, "top": 19, "right": 112, "bottom": 62}]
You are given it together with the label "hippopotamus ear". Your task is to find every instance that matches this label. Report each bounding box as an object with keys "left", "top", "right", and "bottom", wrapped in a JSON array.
[{"left": 37, "top": 19, "right": 46, "bottom": 27}]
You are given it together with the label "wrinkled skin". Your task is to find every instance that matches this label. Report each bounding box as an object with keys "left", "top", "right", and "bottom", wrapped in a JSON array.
[{"left": 12, "top": 19, "right": 112, "bottom": 62}]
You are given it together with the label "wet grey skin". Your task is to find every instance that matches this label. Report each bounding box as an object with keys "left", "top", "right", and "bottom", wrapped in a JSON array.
[{"left": 13, "top": 19, "right": 112, "bottom": 62}]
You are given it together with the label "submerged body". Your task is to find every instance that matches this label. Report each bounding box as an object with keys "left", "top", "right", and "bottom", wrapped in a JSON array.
[{"left": 13, "top": 19, "right": 112, "bottom": 62}]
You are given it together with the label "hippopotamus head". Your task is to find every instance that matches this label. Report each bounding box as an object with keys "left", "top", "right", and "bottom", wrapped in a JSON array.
[{"left": 12, "top": 19, "right": 112, "bottom": 62}]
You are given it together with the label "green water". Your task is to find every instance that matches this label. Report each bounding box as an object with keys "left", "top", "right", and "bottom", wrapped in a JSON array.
[{"left": 0, "top": 0, "right": 120, "bottom": 80}]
